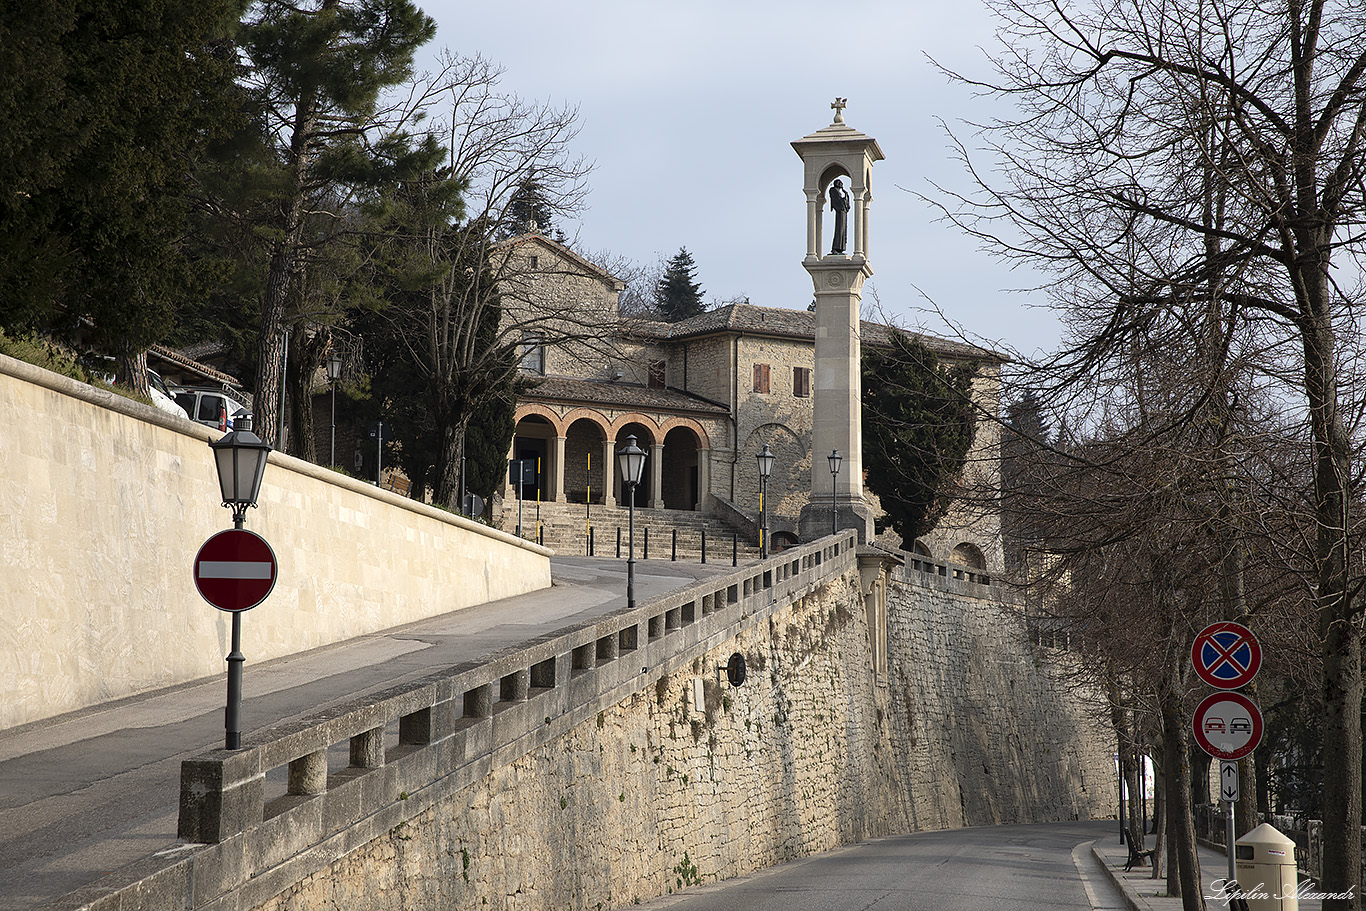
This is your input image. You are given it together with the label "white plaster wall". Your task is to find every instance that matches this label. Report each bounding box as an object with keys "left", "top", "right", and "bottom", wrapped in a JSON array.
[{"left": 0, "top": 356, "right": 551, "bottom": 730}]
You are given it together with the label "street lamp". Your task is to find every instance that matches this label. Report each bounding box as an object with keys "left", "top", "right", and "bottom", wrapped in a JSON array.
[
  {"left": 756, "top": 443, "right": 775, "bottom": 558},
  {"left": 208, "top": 415, "right": 270, "bottom": 749},
  {"left": 618, "top": 435, "right": 647, "bottom": 610},
  {"left": 210, "top": 415, "right": 271, "bottom": 531},
  {"left": 828, "top": 449, "right": 842, "bottom": 537},
  {"left": 326, "top": 351, "right": 342, "bottom": 468}
]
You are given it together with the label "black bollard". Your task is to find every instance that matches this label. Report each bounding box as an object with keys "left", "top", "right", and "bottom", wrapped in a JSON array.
[
  {"left": 643, "top": 527, "right": 650, "bottom": 560},
  {"left": 616, "top": 526, "right": 622, "bottom": 558},
  {"left": 589, "top": 527, "right": 595, "bottom": 556},
  {"left": 701, "top": 529, "right": 707, "bottom": 564},
  {"left": 732, "top": 532, "right": 738, "bottom": 567},
  {"left": 671, "top": 528, "right": 677, "bottom": 561}
]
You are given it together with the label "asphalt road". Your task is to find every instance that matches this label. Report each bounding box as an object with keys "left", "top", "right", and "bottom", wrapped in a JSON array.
[
  {"left": 0, "top": 556, "right": 733, "bottom": 911},
  {"left": 633, "top": 822, "right": 1127, "bottom": 911}
]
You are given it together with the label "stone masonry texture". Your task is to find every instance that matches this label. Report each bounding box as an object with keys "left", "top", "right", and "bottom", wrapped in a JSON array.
[{"left": 258, "top": 568, "right": 1115, "bottom": 911}]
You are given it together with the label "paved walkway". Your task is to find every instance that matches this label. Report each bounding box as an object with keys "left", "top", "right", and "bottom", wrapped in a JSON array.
[
  {"left": 1092, "top": 834, "right": 1322, "bottom": 910},
  {"left": 0, "top": 556, "right": 735, "bottom": 911}
]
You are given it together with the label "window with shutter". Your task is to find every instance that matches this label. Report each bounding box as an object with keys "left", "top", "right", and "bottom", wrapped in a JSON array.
[{"left": 753, "top": 363, "right": 770, "bottom": 393}]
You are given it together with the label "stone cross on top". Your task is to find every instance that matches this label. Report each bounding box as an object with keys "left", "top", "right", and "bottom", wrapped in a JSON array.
[{"left": 831, "top": 97, "right": 847, "bottom": 124}]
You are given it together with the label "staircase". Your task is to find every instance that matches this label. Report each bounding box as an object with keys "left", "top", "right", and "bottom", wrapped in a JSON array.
[{"left": 498, "top": 501, "right": 765, "bottom": 564}]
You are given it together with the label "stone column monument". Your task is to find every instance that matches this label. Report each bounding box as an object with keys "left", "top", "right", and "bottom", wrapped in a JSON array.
[{"left": 794, "top": 100, "right": 884, "bottom": 543}]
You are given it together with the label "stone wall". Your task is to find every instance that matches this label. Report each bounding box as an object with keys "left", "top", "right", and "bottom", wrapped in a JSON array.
[
  {"left": 0, "top": 355, "right": 552, "bottom": 730},
  {"left": 240, "top": 555, "right": 1113, "bottom": 911}
]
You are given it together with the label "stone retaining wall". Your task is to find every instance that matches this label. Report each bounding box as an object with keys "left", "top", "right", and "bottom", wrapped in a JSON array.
[{"left": 0, "top": 355, "right": 551, "bottom": 730}]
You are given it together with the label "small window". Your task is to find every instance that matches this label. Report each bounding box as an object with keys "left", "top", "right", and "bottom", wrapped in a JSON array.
[
  {"left": 520, "top": 335, "right": 545, "bottom": 374},
  {"left": 793, "top": 366, "right": 811, "bottom": 397},
  {"left": 648, "top": 360, "right": 666, "bottom": 389},
  {"left": 753, "top": 363, "right": 770, "bottom": 393},
  {"left": 529, "top": 255, "right": 539, "bottom": 270}
]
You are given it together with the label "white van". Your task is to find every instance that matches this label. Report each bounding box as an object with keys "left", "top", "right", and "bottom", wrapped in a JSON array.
[{"left": 173, "top": 386, "right": 249, "bottom": 431}]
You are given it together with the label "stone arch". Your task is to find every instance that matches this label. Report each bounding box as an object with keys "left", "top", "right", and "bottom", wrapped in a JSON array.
[
  {"left": 658, "top": 415, "right": 711, "bottom": 450},
  {"left": 564, "top": 416, "right": 608, "bottom": 504},
  {"left": 511, "top": 414, "right": 558, "bottom": 501},
  {"left": 739, "top": 422, "right": 808, "bottom": 519},
  {"left": 819, "top": 162, "right": 853, "bottom": 194},
  {"left": 661, "top": 424, "right": 703, "bottom": 511},
  {"left": 512, "top": 402, "right": 564, "bottom": 436},
  {"left": 607, "top": 412, "right": 663, "bottom": 440},
  {"left": 951, "top": 542, "right": 987, "bottom": 569},
  {"left": 911, "top": 540, "right": 933, "bottom": 558},
  {"left": 614, "top": 419, "right": 657, "bottom": 507}
]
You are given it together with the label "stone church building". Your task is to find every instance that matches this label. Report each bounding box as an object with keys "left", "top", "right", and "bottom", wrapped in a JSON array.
[{"left": 497, "top": 230, "right": 1005, "bottom": 569}]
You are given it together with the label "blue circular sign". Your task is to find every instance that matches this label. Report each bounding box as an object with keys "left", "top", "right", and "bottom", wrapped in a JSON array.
[{"left": 1191, "top": 622, "right": 1261, "bottom": 689}]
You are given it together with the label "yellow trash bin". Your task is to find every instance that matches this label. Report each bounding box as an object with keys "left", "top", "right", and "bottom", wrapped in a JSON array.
[{"left": 1234, "top": 823, "right": 1299, "bottom": 911}]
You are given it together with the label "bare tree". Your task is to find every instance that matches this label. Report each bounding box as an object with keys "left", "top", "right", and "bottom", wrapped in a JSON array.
[
  {"left": 364, "top": 53, "right": 625, "bottom": 510},
  {"left": 936, "top": 1, "right": 1366, "bottom": 901}
]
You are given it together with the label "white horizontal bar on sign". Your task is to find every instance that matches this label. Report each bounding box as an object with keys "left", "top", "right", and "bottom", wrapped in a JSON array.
[{"left": 198, "top": 562, "right": 273, "bottom": 580}]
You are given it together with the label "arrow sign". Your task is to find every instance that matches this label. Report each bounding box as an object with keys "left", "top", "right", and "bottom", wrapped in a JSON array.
[
  {"left": 1220, "top": 761, "right": 1239, "bottom": 802},
  {"left": 1192, "top": 621, "right": 1261, "bottom": 690},
  {"left": 194, "top": 529, "right": 277, "bottom": 612}
]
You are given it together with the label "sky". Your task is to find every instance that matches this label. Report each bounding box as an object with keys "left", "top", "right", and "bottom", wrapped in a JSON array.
[{"left": 415, "top": 0, "right": 1061, "bottom": 360}]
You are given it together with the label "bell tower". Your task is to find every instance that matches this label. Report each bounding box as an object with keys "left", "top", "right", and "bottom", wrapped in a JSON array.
[{"left": 794, "top": 100, "right": 884, "bottom": 543}]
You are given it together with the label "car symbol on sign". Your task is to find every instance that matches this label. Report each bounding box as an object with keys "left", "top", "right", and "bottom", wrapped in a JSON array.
[
  {"left": 1204, "top": 718, "right": 1226, "bottom": 734},
  {"left": 1230, "top": 717, "right": 1251, "bottom": 734}
]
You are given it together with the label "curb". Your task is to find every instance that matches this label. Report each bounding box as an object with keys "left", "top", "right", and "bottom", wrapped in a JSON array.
[{"left": 1092, "top": 842, "right": 1157, "bottom": 911}]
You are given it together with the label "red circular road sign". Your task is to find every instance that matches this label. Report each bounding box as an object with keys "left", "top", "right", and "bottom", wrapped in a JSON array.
[
  {"left": 194, "top": 530, "right": 277, "bottom": 612},
  {"left": 1192, "top": 692, "right": 1263, "bottom": 761},
  {"left": 1191, "top": 621, "right": 1261, "bottom": 689}
]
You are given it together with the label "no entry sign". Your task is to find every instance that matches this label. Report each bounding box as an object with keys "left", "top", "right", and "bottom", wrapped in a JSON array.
[
  {"left": 1191, "top": 621, "right": 1261, "bottom": 690},
  {"left": 194, "top": 529, "right": 277, "bottom": 612},
  {"left": 1192, "top": 691, "right": 1264, "bottom": 761}
]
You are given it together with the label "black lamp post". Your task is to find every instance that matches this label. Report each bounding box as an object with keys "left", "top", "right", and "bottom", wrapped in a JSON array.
[
  {"left": 326, "top": 351, "right": 342, "bottom": 468},
  {"left": 208, "top": 415, "right": 270, "bottom": 749},
  {"left": 618, "top": 435, "right": 646, "bottom": 610},
  {"left": 756, "top": 443, "right": 775, "bottom": 558},
  {"left": 828, "top": 449, "right": 842, "bottom": 537}
]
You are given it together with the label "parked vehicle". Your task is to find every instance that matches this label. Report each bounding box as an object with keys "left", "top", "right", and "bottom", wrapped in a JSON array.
[
  {"left": 173, "top": 386, "right": 249, "bottom": 431},
  {"left": 148, "top": 370, "right": 190, "bottom": 419}
]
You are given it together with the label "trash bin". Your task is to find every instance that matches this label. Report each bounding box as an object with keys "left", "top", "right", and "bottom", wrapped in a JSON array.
[{"left": 1234, "top": 823, "right": 1299, "bottom": 911}]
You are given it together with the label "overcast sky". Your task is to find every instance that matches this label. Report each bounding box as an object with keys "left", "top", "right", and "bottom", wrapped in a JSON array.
[{"left": 416, "top": 0, "right": 1060, "bottom": 359}]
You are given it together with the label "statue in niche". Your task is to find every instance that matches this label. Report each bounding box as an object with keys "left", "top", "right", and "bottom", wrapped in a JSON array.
[{"left": 828, "top": 179, "right": 850, "bottom": 254}]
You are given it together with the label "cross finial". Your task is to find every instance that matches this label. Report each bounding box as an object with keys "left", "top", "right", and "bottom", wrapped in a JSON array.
[{"left": 831, "top": 97, "right": 847, "bottom": 124}]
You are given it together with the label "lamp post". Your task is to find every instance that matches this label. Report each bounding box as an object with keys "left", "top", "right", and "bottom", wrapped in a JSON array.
[
  {"left": 756, "top": 444, "right": 775, "bottom": 558},
  {"left": 208, "top": 416, "right": 271, "bottom": 750},
  {"left": 828, "top": 449, "right": 842, "bottom": 537},
  {"left": 326, "top": 351, "right": 342, "bottom": 468},
  {"left": 618, "top": 435, "right": 646, "bottom": 610}
]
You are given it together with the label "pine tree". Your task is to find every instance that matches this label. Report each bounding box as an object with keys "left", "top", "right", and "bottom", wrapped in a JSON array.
[
  {"left": 501, "top": 173, "right": 554, "bottom": 238},
  {"left": 655, "top": 247, "right": 705, "bottom": 322},
  {"left": 240, "top": 0, "right": 436, "bottom": 446}
]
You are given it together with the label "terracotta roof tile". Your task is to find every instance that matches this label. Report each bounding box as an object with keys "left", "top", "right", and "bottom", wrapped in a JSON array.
[{"left": 524, "top": 375, "right": 728, "bottom": 415}]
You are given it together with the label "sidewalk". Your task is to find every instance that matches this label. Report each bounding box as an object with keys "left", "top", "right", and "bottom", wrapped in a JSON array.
[
  {"left": 1092, "top": 836, "right": 1322, "bottom": 910},
  {"left": 0, "top": 556, "right": 734, "bottom": 911}
]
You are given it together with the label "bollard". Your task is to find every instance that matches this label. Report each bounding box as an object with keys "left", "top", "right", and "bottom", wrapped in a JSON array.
[
  {"left": 643, "top": 527, "right": 650, "bottom": 560},
  {"left": 671, "top": 528, "right": 677, "bottom": 561},
  {"left": 616, "top": 527, "right": 622, "bottom": 558},
  {"left": 701, "top": 529, "right": 707, "bottom": 564},
  {"left": 732, "top": 532, "right": 738, "bottom": 567},
  {"left": 537, "top": 525, "right": 543, "bottom": 546},
  {"left": 589, "top": 527, "right": 594, "bottom": 556}
]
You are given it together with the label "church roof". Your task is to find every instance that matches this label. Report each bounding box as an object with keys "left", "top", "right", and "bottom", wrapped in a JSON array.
[
  {"left": 523, "top": 375, "right": 729, "bottom": 416},
  {"left": 496, "top": 232, "right": 626, "bottom": 290},
  {"left": 652, "top": 302, "right": 1003, "bottom": 362}
]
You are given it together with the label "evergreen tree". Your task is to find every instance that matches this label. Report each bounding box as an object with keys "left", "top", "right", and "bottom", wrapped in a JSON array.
[
  {"left": 501, "top": 173, "right": 554, "bottom": 238},
  {"left": 861, "top": 330, "right": 977, "bottom": 546},
  {"left": 0, "top": 0, "right": 246, "bottom": 391},
  {"left": 655, "top": 247, "right": 705, "bottom": 321},
  {"left": 239, "top": 0, "right": 436, "bottom": 445}
]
